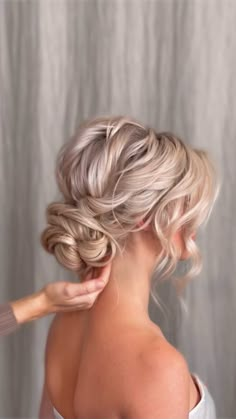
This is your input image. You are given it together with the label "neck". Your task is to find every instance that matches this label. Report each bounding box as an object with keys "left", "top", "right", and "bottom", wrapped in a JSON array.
[
  {"left": 84, "top": 232, "right": 162, "bottom": 326},
  {"left": 91, "top": 261, "right": 151, "bottom": 322}
]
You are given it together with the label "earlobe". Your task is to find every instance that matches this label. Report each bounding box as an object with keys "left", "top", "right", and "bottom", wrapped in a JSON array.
[
  {"left": 172, "top": 230, "right": 183, "bottom": 248},
  {"left": 137, "top": 219, "right": 150, "bottom": 231},
  {"left": 191, "top": 232, "right": 196, "bottom": 240},
  {"left": 171, "top": 230, "right": 186, "bottom": 260}
]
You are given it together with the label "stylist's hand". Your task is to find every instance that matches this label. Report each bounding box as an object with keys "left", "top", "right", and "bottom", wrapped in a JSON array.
[
  {"left": 10, "top": 263, "right": 111, "bottom": 325},
  {"left": 42, "top": 263, "right": 111, "bottom": 313}
]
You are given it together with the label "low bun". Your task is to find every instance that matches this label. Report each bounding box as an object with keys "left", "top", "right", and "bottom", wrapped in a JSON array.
[{"left": 41, "top": 201, "right": 115, "bottom": 273}]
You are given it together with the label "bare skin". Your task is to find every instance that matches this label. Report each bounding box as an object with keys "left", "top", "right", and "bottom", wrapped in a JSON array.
[
  {"left": 44, "top": 227, "right": 201, "bottom": 418},
  {"left": 9, "top": 264, "right": 111, "bottom": 325}
]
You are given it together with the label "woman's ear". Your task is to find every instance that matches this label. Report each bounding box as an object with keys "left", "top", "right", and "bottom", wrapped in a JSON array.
[
  {"left": 172, "top": 230, "right": 185, "bottom": 259},
  {"left": 172, "top": 229, "right": 197, "bottom": 260},
  {"left": 137, "top": 219, "right": 151, "bottom": 231}
]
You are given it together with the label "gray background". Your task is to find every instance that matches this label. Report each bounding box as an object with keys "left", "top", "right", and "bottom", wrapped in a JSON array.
[{"left": 0, "top": 0, "right": 235, "bottom": 417}]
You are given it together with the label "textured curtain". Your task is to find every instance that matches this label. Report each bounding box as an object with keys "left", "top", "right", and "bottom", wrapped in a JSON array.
[{"left": 0, "top": 0, "right": 235, "bottom": 417}]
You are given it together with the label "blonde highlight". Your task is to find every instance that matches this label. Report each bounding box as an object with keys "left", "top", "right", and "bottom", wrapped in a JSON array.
[{"left": 41, "top": 115, "right": 220, "bottom": 314}]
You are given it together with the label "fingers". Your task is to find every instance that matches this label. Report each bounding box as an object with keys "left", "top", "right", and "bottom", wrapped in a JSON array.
[
  {"left": 98, "top": 262, "right": 112, "bottom": 284},
  {"left": 54, "top": 290, "right": 102, "bottom": 311},
  {"left": 63, "top": 280, "right": 102, "bottom": 298},
  {"left": 79, "top": 263, "right": 112, "bottom": 286},
  {"left": 63, "top": 262, "right": 112, "bottom": 299},
  {"left": 82, "top": 279, "right": 105, "bottom": 294}
]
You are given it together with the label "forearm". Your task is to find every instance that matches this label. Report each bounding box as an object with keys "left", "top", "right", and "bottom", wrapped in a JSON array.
[{"left": 9, "top": 290, "right": 50, "bottom": 325}]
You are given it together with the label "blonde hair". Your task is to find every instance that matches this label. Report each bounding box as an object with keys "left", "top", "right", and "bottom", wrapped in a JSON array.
[{"left": 41, "top": 115, "right": 220, "bottom": 314}]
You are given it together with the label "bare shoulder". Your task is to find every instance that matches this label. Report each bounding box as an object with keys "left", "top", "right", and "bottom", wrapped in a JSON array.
[
  {"left": 121, "top": 336, "right": 190, "bottom": 419},
  {"left": 43, "top": 313, "right": 61, "bottom": 367},
  {"left": 44, "top": 313, "right": 61, "bottom": 347},
  {"left": 45, "top": 311, "right": 79, "bottom": 349}
]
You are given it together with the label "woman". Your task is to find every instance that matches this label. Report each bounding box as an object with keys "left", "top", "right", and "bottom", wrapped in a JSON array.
[
  {"left": 39, "top": 115, "right": 220, "bottom": 419},
  {"left": 0, "top": 265, "right": 110, "bottom": 337}
]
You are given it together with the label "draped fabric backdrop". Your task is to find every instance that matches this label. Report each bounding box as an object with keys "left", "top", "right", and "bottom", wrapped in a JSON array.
[{"left": 0, "top": 0, "right": 235, "bottom": 417}]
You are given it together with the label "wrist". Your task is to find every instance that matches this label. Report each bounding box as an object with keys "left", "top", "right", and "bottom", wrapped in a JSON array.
[
  {"left": 10, "top": 290, "right": 52, "bottom": 325},
  {"left": 32, "top": 289, "right": 54, "bottom": 318}
]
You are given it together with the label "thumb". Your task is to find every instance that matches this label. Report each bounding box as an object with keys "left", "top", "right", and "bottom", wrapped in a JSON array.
[
  {"left": 64, "top": 263, "right": 112, "bottom": 297},
  {"left": 95, "top": 262, "right": 112, "bottom": 285}
]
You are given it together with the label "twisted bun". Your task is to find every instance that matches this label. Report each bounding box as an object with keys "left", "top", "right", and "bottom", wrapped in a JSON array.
[{"left": 41, "top": 201, "right": 116, "bottom": 273}]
